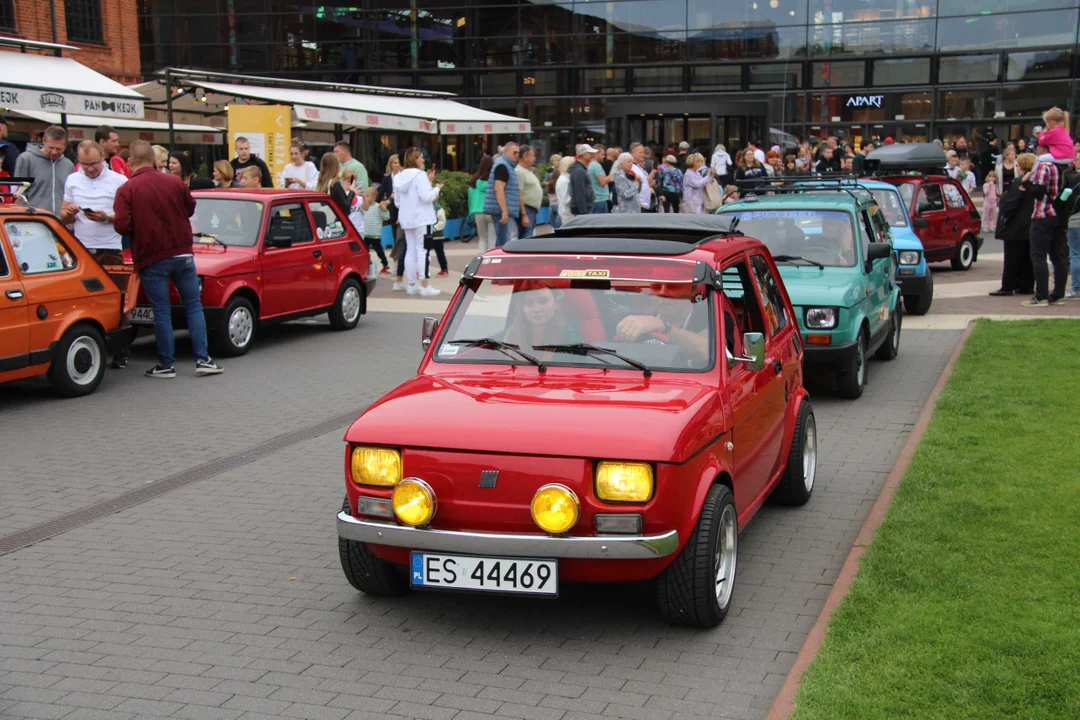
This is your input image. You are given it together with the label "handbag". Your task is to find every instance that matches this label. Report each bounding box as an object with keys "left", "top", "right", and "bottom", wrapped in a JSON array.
[{"left": 703, "top": 179, "right": 723, "bottom": 212}]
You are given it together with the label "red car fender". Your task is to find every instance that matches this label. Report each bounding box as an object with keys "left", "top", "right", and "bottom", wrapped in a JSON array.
[
  {"left": 213, "top": 277, "right": 261, "bottom": 314},
  {"left": 777, "top": 385, "right": 811, "bottom": 475},
  {"left": 676, "top": 435, "right": 736, "bottom": 542}
]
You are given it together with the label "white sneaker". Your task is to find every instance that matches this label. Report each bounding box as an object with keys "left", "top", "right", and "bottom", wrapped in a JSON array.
[
  {"left": 392, "top": 282, "right": 407, "bottom": 292},
  {"left": 419, "top": 285, "right": 441, "bottom": 297},
  {"left": 407, "top": 284, "right": 422, "bottom": 295}
]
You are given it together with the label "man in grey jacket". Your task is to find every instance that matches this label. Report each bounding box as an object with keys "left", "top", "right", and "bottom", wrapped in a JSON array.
[
  {"left": 568, "top": 144, "right": 596, "bottom": 215},
  {"left": 14, "top": 125, "right": 73, "bottom": 214}
]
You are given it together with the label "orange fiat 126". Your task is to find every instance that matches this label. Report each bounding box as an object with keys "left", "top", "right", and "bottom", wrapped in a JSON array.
[
  {"left": 336, "top": 215, "right": 819, "bottom": 628},
  {"left": 0, "top": 184, "right": 137, "bottom": 397}
]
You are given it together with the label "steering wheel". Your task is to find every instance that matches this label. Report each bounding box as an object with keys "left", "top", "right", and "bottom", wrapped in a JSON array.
[{"left": 642, "top": 331, "right": 669, "bottom": 344}]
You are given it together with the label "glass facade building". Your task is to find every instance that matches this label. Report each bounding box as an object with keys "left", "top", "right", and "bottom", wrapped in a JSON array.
[{"left": 139, "top": 0, "right": 1080, "bottom": 155}]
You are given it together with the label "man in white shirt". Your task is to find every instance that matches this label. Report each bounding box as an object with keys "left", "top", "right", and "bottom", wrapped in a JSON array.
[
  {"left": 629, "top": 143, "right": 656, "bottom": 212},
  {"left": 749, "top": 140, "right": 766, "bottom": 166},
  {"left": 61, "top": 139, "right": 128, "bottom": 366}
]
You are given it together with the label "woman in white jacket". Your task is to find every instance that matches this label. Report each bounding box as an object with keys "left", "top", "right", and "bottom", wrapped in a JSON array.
[
  {"left": 392, "top": 148, "right": 442, "bottom": 297},
  {"left": 554, "top": 155, "right": 574, "bottom": 225}
]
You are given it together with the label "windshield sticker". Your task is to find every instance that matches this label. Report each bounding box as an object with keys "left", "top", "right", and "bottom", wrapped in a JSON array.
[
  {"left": 737, "top": 210, "right": 819, "bottom": 219},
  {"left": 438, "top": 344, "right": 460, "bottom": 357},
  {"left": 559, "top": 269, "right": 610, "bottom": 278}
]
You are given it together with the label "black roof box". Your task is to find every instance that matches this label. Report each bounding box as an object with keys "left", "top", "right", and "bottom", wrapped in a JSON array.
[{"left": 863, "top": 142, "right": 946, "bottom": 173}]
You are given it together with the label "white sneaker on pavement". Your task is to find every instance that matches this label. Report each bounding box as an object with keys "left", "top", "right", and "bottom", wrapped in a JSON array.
[
  {"left": 407, "top": 284, "right": 422, "bottom": 295},
  {"left": 419, "top": 285, "right": 441, "bottom": 297},
  {"left": 1066, "top": 289, "right": 1080, "bottom": 299},
  {"left": 392, "top": 281, "right": 407, "bottom": 292}
]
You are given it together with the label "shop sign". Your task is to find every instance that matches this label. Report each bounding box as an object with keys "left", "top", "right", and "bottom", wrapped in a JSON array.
[
  {"left": 845, "top": 94, "right": 885, "bottom": 109},
  {"left": 0, "top": 85, "right": 145, "bottom": 118}
]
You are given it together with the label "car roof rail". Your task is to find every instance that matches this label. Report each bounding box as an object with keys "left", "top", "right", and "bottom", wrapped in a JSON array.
[
  {"left": 0, "top": 178, "right": 37, "bottom": 213},
  {"left": 499, "top": 213, "right": 742, "bottom": 255},
  {"left": 730, "top": 176, "right": 876, "bottom": 205}
]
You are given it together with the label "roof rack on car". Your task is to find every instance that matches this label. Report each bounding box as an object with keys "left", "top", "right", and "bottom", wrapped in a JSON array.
[{"left": 730, "top": 176, "right": 876, "bottom": 205}]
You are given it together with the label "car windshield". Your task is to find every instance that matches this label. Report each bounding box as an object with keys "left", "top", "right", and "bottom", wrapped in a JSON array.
[
  {"left": 437, "top": 277, "right": 714, "bottom": 372},
  {"left": 896, "top": 183, "right": 916, "bottom": 213},
  {"left": 719, "top": 209, "right": 858, "bottom": 267},
  {"left": 868, "top": 188, "right": 909, "bottom": 228},
  {"left": 190, "top": 199, "right": 265, "bottom": 247}
]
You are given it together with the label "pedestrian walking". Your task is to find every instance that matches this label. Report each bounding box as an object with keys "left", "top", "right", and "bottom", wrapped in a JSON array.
[
  {"left": 555, "top": 155, "right": 574, "bottom": 225},
  {"left": 515, "top": 145, "right": 542, "bottom": 237},
  {"left": 981, "top": 171, "right": 999, "bottom": 234},
  {"left": 483, "top": 141, "right": 522, "bottom": 247},
  {"left": 991, "top": 153, "right": 1036, "bottom": 296},
  {"left": 168, "top": 151, "right": 214, "bottom": 190},
  {"left": 392, "top": 147, "right": 442, "bottom": 297},
  {"left": 230, "top": 137, "right": 273, "bottom": 188},
  {"left": 1021, "top": 147, "right": 1069, "bottom": 306},
  {"left": 382, "top": 154, "right": 410, "bottom": 292},
  {"left": 611, "top": 153, "right": 641, "bottom": 215},
  {"left": 113, "top": 140, "right": 223, "bottom": 378},
  {"left": 587, "top": 148, "right": 611, "bottom": 214},
  {"left": 426, "top": 202, "right": 449, "bottom": 277},
  {"left": 567, "top": 144, "right": 596, "bottom": 216},
  {"left": 14, "top": 125, "right": 73, "bottom": 214},
  {"left": 0, "top": 114, "right": 18, "bottom": 176},
  {"left": 681, "top": 153, "right": 711, "bottom": 214},
  {"left": 212, "top": 160, "right": 235, "bottom": 188},
  {"left": 657, "top": 154, "right": 683, "bottom": 213},
  {"left": 358, "top": 184, "right": 391, "bottom": 274},
  {"left": 333, "top": 141, "right": 368, "bottom": 190},
  {"left": 469, "top": 154, "right": 496, "bottom": 253},
  {"left": 280, "top": 141, "right": 319, "bottom": 189},
  {"left": 711, "top": 143, "right": 731, "bottom": 188}
]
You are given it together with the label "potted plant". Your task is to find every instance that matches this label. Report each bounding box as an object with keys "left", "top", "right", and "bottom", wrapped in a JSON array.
[{"left": 433, "top": 171, "right": 471, "bottom": 241}]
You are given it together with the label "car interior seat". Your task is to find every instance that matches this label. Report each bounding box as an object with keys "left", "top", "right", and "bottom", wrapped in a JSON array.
[{"left": 561, "top": 290, "right": 607, "bottom": 344}]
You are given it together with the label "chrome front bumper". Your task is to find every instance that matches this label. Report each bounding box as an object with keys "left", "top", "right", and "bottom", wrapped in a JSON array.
[{"left": 337, "top": 512, "right": 680, "bottom": 559}]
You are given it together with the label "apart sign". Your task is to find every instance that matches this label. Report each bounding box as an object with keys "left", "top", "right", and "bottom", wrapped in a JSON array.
[
  {"left": 0, "top": 86, "right": 144, "bottom": 119},
  {"left": 845, "top": 94, "right": 885, "bottom": 109}
]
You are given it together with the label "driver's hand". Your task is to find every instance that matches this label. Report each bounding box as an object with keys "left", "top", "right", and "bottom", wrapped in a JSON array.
[{"left": 616, "top": 315, "right": 665, "bottom": 342}]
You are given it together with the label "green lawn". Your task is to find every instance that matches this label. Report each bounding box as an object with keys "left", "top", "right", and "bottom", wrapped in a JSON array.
[{"left": 793, "top": 320, "right": 1080, "bottom": 720}]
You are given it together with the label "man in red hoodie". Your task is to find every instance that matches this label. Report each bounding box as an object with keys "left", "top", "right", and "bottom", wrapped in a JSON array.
[{"left": 114, "top": 140, "right": 223, "bottom": 378}]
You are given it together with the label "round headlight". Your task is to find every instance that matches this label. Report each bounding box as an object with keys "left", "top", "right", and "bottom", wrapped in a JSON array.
[
  {"left": 805, "top": 307, "right": 838, "bottom": 329},
  {"left": 391, "top": 478, "right": 436, "bottom": 526},
  {"left": 898, "top": 250, "right": 920, "bottom": 265},
  {"left": 531, "top": 484, "right": 579, "bottom": 534}
]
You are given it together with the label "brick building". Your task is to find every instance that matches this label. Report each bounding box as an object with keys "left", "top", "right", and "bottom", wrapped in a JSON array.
[{"left": 1, "top": 0, "right": 140, "bottom": 84}]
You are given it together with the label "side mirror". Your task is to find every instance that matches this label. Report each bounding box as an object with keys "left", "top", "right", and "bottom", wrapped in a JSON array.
[
  {"left": 730, "top": 332, "right": 765, "bottom": 371},
  {"left": 421, "top": 316, "right": 438, "bottom": 349},
  {"left": 912, "top": 217, "right": 930, "bottom": 228},
  {"left": 266, "top": 234, "right": 292, "bottom": 249},
  {"left": 865, "top": 241, "right": 892, "bottom": 272}
]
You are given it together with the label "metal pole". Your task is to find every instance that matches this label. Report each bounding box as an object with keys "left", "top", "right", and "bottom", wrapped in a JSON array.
[
  {"left": 48, "top": 0, "right": 59, "bottom": 49},
  {"left": 166, "top": 69, "right": 176, "bottom": 147}
]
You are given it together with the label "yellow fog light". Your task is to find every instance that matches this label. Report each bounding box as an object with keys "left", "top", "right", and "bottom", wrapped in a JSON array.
[
  {"left": 392, "top": 478, "right": 436, "bottom": 526},
  {"left": 596, "top": 461, "right": 654, "bottom": 503},
  {"left": 351, "top": 447, "right": 401, "bottom": 487},
  {"left": 531, "top": 484, "right": 579, "bottom": 534}
]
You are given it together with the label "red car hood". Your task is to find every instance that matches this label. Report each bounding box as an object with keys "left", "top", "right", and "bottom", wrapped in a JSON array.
[
  {"left": 346, "top": 372, "right": 725, "bottom": 463},
  {"left": 191, "top": 243, "right": 258, "bottom": 276}
]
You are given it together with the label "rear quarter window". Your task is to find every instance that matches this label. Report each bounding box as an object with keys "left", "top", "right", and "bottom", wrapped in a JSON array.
[
  {"left": 943, "top": 183, "right": 966, "bottom": 209},
  {"left": 5, "top": 221, "right": 77, "bottom": 275}
]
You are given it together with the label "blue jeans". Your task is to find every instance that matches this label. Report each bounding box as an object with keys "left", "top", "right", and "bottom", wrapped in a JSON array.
[
  {"left": 517, "top": 206, "right": 538, "bottom": 239},
  {"left": 590, "top": 202, "right": 608, "bottom": 214},
  {"left": 139, "top": 255, "right": 210, "bottom": 368},
  {"left": 551, "top": 204, "right": 561, "bottom": 229},
  {"left": 1069, "top": 227, "right": 1080, "bottom": 292},
  {"left": 491, "top": 213, "right": 514, "bottom": 247}
]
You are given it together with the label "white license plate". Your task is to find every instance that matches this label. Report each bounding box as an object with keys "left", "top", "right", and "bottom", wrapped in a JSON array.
[
  {"left": 130, "top": 306, "right": 155, "bottom": 325},
  {"left": 410, "top": 552, "right": 557, "bottom": 596}
]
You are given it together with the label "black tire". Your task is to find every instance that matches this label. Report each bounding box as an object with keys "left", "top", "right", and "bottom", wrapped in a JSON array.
[
  {"left": 47, "top": 323, "right": 106, "bottom": 398},
  {"left": 328, "top": 277, "right": 363, "bottom": 331},
  {"left": 771, "top": 402, "right": 817, "bottom": 507},
  {"left": 213, "top": 295, "right": 256, "bottom": 357},
  {"left": 903, "top": 269, "right": 933, "bottom": 316},
  {"left": 338, "top": 497, "right": 409, "bottom": 596},
  {"left": 875, "top": 301, "right": 902, "bottom": 361},
  {"left": 950, "top": 235, "right": 976, "bottom": 271},
  {"left": 836, "top": 331, "right": 867, "bottom": 400},
  {"left": 656, "top": 484, "right": 738, "bottom": 628}
]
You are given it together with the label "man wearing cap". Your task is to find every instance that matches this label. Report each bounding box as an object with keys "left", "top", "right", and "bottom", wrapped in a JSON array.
[
  {"left": 568, "top": 144, "right": 596, "bottom": 216},
  {"left": 676, "top": 141, "right": 691, "bottom": 172},
  {"left": 0, "top": 114, "right": 18, "bottom": 176}
]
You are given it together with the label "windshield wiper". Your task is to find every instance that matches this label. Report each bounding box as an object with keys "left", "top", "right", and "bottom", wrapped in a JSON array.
[
  {"left": 192, "top": 232, "right": 226, "bottom": 248},
  {"left": 772, "top": 254, "right": 824, "bottom": 270},
  {"left": 449, "top": 338, "right": 546, "bottom": 372},
  {"left": 532, "top": 343, "right": 653, "bottom": 378}
]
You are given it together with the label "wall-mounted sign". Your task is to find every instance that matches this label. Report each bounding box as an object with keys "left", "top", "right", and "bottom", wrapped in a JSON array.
[{"left": 845, "top": 94, "right": 885, "bottom": 109}]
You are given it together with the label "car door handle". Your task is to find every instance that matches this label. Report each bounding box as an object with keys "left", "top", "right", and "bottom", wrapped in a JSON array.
[
  {"left": 312, "top": 250, "right": 323, "bottom": 258},
  {"left": 5, "top": 289, "right": 23, "bottom": 300},
  {"left": 772, "top": 359, "right": 782, "bottom": 376}
]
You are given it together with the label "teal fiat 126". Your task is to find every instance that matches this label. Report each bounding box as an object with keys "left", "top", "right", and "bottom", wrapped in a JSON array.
[{"left": 716, "top": 182, "right": 901, "bottom": 399}]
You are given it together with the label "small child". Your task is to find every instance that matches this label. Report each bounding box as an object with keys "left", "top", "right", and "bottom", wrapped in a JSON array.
[
  {"left": 360, "top": 185, "right": 391, "bottom": 274},
  {"left": 342, "top": 170, "right": 368, "bottom": 236},
  {"left": 425, "top": 203, "right": 449, "bottom": 278},
  {"left": 957, "top": 157, "right": 976, "bottom": 193},
  {"left": 722, "top": 185, "right": 739, "bottom": 204},
  {"left": 1036, "top": 107, "right": 1075, "bottom": 166},
  {"left": 944, "top": 150, "right": 960, "bottom": 179},
  {"left": 981, "top": 170, "right": 998, "bottom": 234}
]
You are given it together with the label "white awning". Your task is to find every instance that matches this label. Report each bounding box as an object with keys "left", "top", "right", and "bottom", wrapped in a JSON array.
[
  {"left": 0, "top": 51, "right": 146, "bottom": 119},
  {"left": 133, "top": 71, "right": 529, "bottom": 135},
  {"left": 12, "top": 110, "right": 223, "bottom": 145}
]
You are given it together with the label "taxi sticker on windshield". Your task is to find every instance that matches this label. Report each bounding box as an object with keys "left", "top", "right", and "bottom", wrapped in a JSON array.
[
  {"left": 559, "top": 269, "right": 610, "bottom": 278},
  {"left": 739, "top": 210, "right": 818, "bottom": 218}
]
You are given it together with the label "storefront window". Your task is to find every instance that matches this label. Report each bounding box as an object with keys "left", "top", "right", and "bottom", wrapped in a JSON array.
[
  {"left": 473, "top": 71, "right": 518, "bottom": 96},
  {"left": 571, "top": 0, "right": 687, "bottom": 35},
  {"left": 811, "top": 19, "right": 935, "bottom": 56},
  {"left": 810, "top": 91, "right": 930, "bottom": 123},
  {"left": 939, "top": 89, "right": 994, "bottom": 120},
  {"left": 631, "top": 32, "right": 686, "bottom": 63},
  {"left": 812, "top": 61, "right": 865, "bottom": 88},
  {"left": 873, "top": 57, "right": 930, "bottom": 85},
  {"left": 937, "top": 0, "right": 1078, "bottom": 15},
  {"left": 938, "top": 54, "right": 1000, "bottom": 83},
  {"left": 580, "top": 68, "right": 626, "bottom": 94},
  {"left": 937, "top": 10, "right": 1079, "bottom": 51},
  {"left": 522, "top": 70, "right": 563, "bottom": 95},
  {"left": 898, "top": 91, "right": 932, "bottom": 120},
  {"left": 999, "top": 81, "right": 1072, "bottom": 118},
  {"left": 634, "top": 66, "right": 685, "bottom": 93},
  {"left": 771, "top": 94, "right": 806, "bottom": 124},
  {"left": 750, "top": 63, "right": 801, "bottom": 89},
  {"left": 688, "top": 26, "right": 806, "bottom": 61},
  {"left": 691, "top": 65, "right": 742, "bottom": 91},
  {"left": 689, "top": 0, "right": 807, "bottom": 28},
  {"left": 417, "top": 72, "right": 465, "bottom": 94},
  {"left": 1006, "top": 50, "right": 1073, "bottom": 82},
  {"left": 810, "top": 0, "right": 936, "bottom": 22}
]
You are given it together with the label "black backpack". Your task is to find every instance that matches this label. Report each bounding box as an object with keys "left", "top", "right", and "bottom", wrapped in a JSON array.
[{"left": 1057, "top": 168, "right": 1080, "bottom": 219}]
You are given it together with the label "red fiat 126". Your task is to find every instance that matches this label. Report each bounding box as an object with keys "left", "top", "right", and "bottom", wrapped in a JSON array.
[{"left": 337, "top": 215, "right": 818, "bottom": 627}]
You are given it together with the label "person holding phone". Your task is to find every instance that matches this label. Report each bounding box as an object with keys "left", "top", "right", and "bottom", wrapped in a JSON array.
[{"left": 279, "top": 141, "right": 319, "bottom": 189}]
